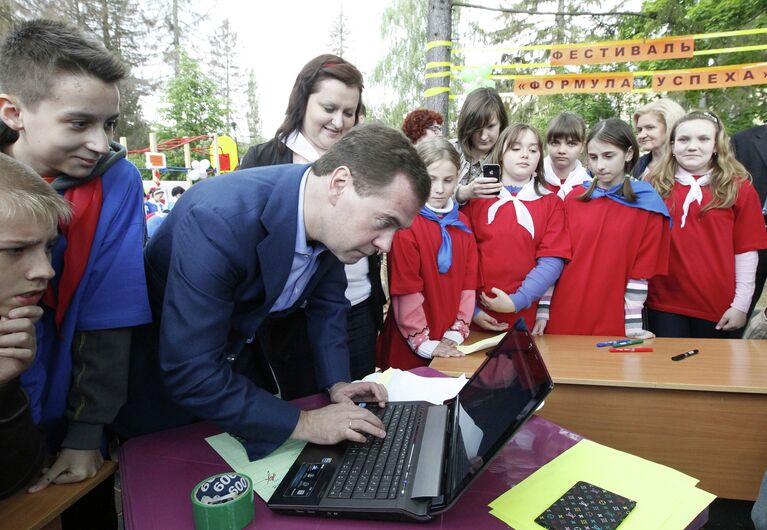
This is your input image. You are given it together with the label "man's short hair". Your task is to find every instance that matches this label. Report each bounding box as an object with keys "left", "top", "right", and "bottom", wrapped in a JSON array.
[
  {"left": 171, "top": 186, "right": 185, "bottom": 197},
  {"left": 0, "top": 19, "right": 127, "bottom": 109},
  {"left": 313, "top": 124, "right": 430, "bottom": 205},
  {"left": 0, "top": 153, "right": 71, "bottom": 227}
]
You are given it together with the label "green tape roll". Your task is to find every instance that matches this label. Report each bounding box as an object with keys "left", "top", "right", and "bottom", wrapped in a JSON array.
[{"left": 191, "top": 472, "right": 254, "bottom": 530}]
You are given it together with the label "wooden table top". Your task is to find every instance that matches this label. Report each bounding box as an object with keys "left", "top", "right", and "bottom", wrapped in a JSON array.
[
  {"left": 429, "top": 332, "right": 767, "bottom": 394},
  {"left": 0, "top": 461, "right": 116, "bottom": 530}
]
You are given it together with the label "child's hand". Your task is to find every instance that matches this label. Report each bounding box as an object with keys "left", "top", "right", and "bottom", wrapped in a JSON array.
[
  {"left": 431, "top": 342, "right": 464, "bottom": 358},
  {"left": 479, "top": 288, "right": 516, "bottom": 313},
  {"left": 716, "top": 307, "right": 747, "bottom": 331},
  {"left": 531, "top": 319, "right": 548, "bottom": 336},
  {"left": 0, "top": 305, "right": 43, "bottom": 384},
  {"left": 472, "top": 310, "right": 510, "bottom": 332},
  {"left": 29, "top": 448, "right": 104, "bottom": 493},
  {"left": 471, "top": 177, "right": 503, "bottom": 199},
  {"left": 458, "top": 177, "right": 502, "bottom": 201}
]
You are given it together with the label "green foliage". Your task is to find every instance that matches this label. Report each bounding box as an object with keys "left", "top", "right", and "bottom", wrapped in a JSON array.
[
  {"left": 617, "top": 0, "right": 767, "bottom": 133},
  {"left": 458, "top": 0, "right": 766, "bottom": 134},
  {"left": 328, "top": 7, "right": 349, "bottom": 57},
  {"left": 472, "top": 0, "right": 629, "bottom": 131},
  {"left": 245, "top": 69, "right": 265, "bottom": 144},
  {"left": 208, "top": 18, "right": 240, "bottom": 127},
  {"left": 160, "top": 49, "right": 226, "bottom": 138},
  {"left": 371, "top": 0, "right": 463, "bottom": 130},
  {"left": 371, "top": 0, "right": 428, "bottom": 127}
]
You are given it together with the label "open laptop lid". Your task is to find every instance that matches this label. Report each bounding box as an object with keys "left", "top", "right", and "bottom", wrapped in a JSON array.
[{"left": 436, "top": 321, "right": 554, "bottom": 511}]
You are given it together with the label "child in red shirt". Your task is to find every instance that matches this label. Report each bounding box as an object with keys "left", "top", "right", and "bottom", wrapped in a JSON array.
[
  {"left": 377, "top": 138, "right": 478, "bottom": 370},
  {"left": 544, "top": 118, "right": 670, "bottom": 337},
  {"left": 462, "top": 124, "right": 570, "bottom": 333},
  {"left": 646, "top": 110, "right": 767, "bottom": 337}
]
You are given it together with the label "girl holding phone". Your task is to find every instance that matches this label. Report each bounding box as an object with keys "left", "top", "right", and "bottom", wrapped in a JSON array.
[{"left": 452, "top": 88, "right": 508, "bottom": 203}]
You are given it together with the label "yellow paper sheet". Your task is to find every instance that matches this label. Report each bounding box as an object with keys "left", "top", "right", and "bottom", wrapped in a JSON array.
[
  {"left": 458, "top": 332, "right": 507, "bottom": 354},
  {"left": 206, "top": 433, "right": 306, "bottom": 502},
  {"left": 661, "top": 487, "right": 716, "bottom": 529},
  {"left": 488, "top": 439, "right": 714, "bottom": 530}
]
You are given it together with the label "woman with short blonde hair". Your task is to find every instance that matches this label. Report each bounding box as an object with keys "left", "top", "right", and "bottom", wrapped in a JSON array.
[{"left": 632, "top": 98, "right": 686, "bottom": 178}]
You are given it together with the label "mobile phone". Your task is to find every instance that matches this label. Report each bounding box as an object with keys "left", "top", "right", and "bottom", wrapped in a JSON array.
[{"left": 482, "top": 163, "right": 501, "bottom": 182}]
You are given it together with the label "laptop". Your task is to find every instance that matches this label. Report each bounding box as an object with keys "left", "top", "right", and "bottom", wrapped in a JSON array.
[{"left": 268, "top": 323, "right": 554, "bottom": 521}]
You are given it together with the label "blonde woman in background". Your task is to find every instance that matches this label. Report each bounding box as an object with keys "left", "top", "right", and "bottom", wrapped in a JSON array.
[{"left": 632, "top": 98, "right": 686, "bottom": 179}]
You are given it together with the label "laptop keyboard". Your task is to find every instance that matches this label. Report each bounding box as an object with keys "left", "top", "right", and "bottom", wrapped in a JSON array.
[{"left": 327, "top": 402, "right": 426, "bottom": 500}]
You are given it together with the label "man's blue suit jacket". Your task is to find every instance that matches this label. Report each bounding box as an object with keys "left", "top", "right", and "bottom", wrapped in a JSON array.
[{"left": 145, "top": 163, "right": 351, "bottom": 458}]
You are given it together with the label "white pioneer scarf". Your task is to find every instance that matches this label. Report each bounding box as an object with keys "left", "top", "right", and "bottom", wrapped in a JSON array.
[
  {"left": 487, "top": 180, "right": 551, "bottom": 238},
  {"left": 675, "top": 167, "right": 712, "bottom": 228},
  {"left": 544, "top": 157, "right": 591, "bottom": 199}
]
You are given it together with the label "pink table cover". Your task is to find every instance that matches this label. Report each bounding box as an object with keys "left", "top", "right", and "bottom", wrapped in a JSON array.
[{"left": 120, "top": 367, "right": 707, "bottom": 529}]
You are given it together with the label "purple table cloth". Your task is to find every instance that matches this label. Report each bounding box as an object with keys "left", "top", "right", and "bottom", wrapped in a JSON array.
[{"left": 119, "top": 367, "right": 706, "bottom": 529}]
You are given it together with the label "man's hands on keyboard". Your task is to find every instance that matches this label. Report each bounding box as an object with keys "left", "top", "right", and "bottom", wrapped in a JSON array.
[
  {"left": 328, "top": 381, "right": 388, "bottom": 408},
  {"left": 290, "top": 402, "right": 387, "bottom": 445}
]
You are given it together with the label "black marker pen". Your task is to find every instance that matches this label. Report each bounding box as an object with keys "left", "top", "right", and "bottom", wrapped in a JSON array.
[{"left": 671, "top": 349, "right": 699, "bottom": 361}]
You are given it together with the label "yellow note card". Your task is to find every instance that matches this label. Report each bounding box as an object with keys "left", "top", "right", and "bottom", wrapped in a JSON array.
[
  {"left": 489, "top": 439, "right": 714, "bottom": 530},
  {"left": 206, "top": 433, "right": 306, "bottom": 502},
  {"left": 458, "top": 332, "right": 507, "bottom": 354}
]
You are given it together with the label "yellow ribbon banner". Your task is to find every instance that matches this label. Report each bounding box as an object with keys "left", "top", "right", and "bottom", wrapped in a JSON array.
[
  {"left": 453, "top": 28, "right": 767, "bottom": 54},
  {"left": 424, "top": 86, "right": 451, "bottom": 98},
  {"left": 652, "top": 62, "right": 767, "bottom": 92},
  {"left": 426, "top": 40, "right": 452, "bottom": 51},
  {"left": 550, "top": 37, "right": 694, "bottom": 66},
  {"left": 514, "top": 73, "right": 634, "bottom": 95}
]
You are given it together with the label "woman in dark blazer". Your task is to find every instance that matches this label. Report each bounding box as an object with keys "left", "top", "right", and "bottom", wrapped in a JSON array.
[{"left": 238, "top": 55, "right": 385, "bottom": 393}]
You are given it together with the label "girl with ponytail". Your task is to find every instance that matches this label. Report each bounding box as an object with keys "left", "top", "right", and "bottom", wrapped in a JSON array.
[{"left": 542, "top": 118, "right": 671, "bottom": 337}]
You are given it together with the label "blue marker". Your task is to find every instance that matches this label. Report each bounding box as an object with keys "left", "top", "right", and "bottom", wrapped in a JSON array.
[{"left": 596, "top": 339, "right": 644, "bottom": 347}]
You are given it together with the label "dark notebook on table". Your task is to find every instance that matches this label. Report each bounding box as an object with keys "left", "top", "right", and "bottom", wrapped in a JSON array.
[
  {"left": 268, "top": 323, "right": 554, "bottom": 521},
  {"left": 535, "top": 481, "right": 636, "bottom": 530}
]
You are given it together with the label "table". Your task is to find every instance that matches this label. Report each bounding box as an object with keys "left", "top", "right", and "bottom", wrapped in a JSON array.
[
  {"left": 430, "top": 333, "right": 767, "bottom": 500},
  {"left": 0, "top": 461, "right": 116, "bottom": 530},
  {"left": 119, "top": 367, "right": 708, "bottom": 529}
]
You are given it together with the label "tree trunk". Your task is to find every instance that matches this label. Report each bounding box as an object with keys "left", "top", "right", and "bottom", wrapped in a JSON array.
[{"left": 425, "top": 0, "right": 451, "bottom": 132}]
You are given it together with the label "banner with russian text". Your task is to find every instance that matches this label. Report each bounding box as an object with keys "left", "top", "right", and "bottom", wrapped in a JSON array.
[
  {"left": 514, "top": 73, "right": 634, "bottom": 96},
  {"left": 652, "top": 63, "right": 767, "bottom": 92},
  {"left": 550, "top": 37, "right": 694, "bottom": 66}
]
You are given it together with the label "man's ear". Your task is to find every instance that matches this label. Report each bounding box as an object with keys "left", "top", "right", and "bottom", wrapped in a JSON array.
[
  {"left": 327, "top": 166, "right": 352, "bottom": 206},
  {"left": 0, "top": 94, "right": 24, "bottom": 131}
]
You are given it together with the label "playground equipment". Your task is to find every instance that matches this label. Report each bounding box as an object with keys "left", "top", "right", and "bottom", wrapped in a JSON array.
[{"left": 121, "top": 132, "right": 239, "bottom": 188}]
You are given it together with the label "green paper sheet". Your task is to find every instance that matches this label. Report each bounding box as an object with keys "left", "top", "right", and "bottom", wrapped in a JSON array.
[
  {"left": 488, "top": 439, "right": 714, "bottom": 530},
  {"left": 206, "top": 433, "right": 306, "bottom": 502}
]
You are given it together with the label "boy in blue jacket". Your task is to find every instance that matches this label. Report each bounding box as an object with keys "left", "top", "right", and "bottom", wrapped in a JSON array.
[{"left": 0, "top": 20, "right": 150, "bottom": 499}]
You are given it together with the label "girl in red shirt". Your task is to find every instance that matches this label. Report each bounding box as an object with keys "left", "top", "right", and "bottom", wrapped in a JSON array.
[
  {"left": 462, "top": 124, "right": 571, "bottom": 333},
  {"left": 646, "top": 110, "right": 767, "bottom": 338},
  {"left": 377, "top": 138, "right": 479, "bottom": 370},
  {"left": 544, "top": 118, "right": 670, "bottom": 337}
]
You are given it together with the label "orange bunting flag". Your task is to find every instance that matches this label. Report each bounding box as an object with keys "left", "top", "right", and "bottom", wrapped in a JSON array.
[
  {"left": 652, "top": 63, "right": 767, "bottom": 92},
  {"left": 514, "top": 74, "right": 634, "bottom": 96},
  {"left": 550, "top": 37, "right": 695, "bottom": 66}
]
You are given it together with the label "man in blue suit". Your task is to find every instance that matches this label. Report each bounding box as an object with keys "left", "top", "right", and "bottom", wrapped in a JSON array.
[
  {"left": 116, "top": 125, "right": 431, "bottom": 459},
  {"left": 732, "top": 124, "right": 767, "bottom": 324}
]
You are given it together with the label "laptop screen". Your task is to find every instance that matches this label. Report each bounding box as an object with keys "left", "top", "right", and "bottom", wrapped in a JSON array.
[{"left": 442, "top": 328, "right": 553, "bottom": 504}]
